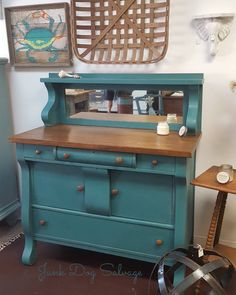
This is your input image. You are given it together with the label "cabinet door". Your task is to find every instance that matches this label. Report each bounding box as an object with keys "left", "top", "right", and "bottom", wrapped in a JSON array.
[
  {"left": 111, "top": 171, "right": 174, "bottom": 224},
  {"left": 31, "top": 162, "right": 84, "bottom": 211}
]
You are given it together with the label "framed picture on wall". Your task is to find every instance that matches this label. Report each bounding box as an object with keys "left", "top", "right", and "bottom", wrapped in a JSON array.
[{"left": 5, "top": 3, "right": 72, "bottom": 67}]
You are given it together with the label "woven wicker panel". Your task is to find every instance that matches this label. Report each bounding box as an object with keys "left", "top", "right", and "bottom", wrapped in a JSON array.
[{"left": 71, "top": 0, "right": 170, "bottom": 64}]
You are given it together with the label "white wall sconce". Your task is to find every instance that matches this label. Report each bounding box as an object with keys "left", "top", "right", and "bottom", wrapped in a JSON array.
[{"left": 193, "top": 13, "right": 234, "bottom": 56}]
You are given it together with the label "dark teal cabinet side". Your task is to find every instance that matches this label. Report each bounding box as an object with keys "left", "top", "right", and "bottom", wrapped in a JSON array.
[{"left": 0, "top": 58, "right": 20, "bottom": 223}]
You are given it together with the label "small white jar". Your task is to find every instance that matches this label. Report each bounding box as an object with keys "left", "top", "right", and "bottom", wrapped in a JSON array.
[{"left": 157, "top": 121, "right": 169, "bottom": 135}]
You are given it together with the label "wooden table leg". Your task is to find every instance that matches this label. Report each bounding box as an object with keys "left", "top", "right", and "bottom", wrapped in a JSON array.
[
  {"left": 194, "top": 191, "right": 229, "bottom": 294},
  {"left": 205, "top": 191, "right": 228, "bottom": 250}
]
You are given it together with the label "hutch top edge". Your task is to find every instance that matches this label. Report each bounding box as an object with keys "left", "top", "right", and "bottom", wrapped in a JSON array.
[{"left": 41, "top": 73, "right": 204, "bottom": 86}]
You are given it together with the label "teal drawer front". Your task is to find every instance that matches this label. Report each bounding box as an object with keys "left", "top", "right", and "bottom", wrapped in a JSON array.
[
  {"left": 137, "top": 154, "right": 175, "bottom": 174},
  {"left": 31, "top": 162, "right": 84, "bottom": 212},
  {"left": 23, "top": 145, "right": 55, "bottom": 160},
  {"left": 33, "top": 208, "right": 173, "bottom": 259},
  {"left": 111, "top": 171, "right": 174, "bottom": 224},
  {"left": 56, "top": 148, "right": 136, "bottom": 168}
]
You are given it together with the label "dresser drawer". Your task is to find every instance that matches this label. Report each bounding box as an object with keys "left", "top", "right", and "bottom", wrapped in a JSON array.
[
  {"left": 23, "top": 145, "right": 55, "bottom": 160},
  {"left": 136, "top": 154, "right": 175, "bottom": 174},
  {"left": 56, "top": 148, "right": 136, "bottom": 168},
  {"left": 33, "top": 208, "right": 173, "bottom": 260}
]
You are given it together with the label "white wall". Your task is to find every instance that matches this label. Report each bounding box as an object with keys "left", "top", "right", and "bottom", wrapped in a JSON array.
[{"left": 1, "top": 0, "right": 236, "bottom": 247}]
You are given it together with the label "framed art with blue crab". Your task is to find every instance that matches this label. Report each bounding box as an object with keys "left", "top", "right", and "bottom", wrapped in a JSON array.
[{"left": 5, "top": 3, "right": 72, "bottom": 67}]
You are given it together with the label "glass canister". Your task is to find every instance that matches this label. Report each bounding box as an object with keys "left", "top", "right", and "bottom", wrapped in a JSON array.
[
  {"left": 167, "top": 113, "right": 177, "bottom": 124},
  {"left": 157, "top": 121, "right": 169, "bottom": 135},
  {"left": 216, "top": 164, "right": 234, "bottom": 184}
]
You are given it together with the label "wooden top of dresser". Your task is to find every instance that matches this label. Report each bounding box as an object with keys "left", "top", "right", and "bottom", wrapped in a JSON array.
[{"left": 9, "top": 125, "right": 201, "bottom": 157}]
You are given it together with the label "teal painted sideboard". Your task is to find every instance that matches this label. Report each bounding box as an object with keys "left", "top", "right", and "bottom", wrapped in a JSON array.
[
  {"left": 10, "top": 73, "right": 203, "bottom": 265},
  {"left": 0, "top": 58, "right": 20, "bottom": 223}
]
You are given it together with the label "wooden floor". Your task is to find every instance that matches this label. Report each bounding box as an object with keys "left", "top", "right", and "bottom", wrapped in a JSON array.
[
  {"left": 214, "top": 244, "right": 236, "bottom": 267},
  {"left": 0, "top": 236, "right": 235, "bottom": 295}
]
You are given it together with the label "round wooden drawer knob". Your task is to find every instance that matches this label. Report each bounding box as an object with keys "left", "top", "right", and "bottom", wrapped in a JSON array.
[
  {"left": 35, "top": 149, "right": 42, "bottom": 155},
  {"left": 151, "top": 160, "right": 158, "bottom": 166},
  {"left": 156, "top": 239, "right": 163, "bottom": 246},
  {"left": 77, "top": 185, "right": 85, "bottom": 192},
  {"left": 111, "top": 189, "right": 119, "bottom": 196},
  {"left": 63, "top": 153, "right": 70, "bottom": 159},
  {"left": 115, "top": 157, "right": 123, "bottom": 165},
  {"left": 39, "top": 220, "right": 46, "bottom": 226}
]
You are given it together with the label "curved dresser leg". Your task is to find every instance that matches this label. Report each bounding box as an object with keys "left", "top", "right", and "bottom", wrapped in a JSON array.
[
  {"left": 17, "top": 145, "right": 37, "bottom": 265},
  {"left": 22, "top": 237, "right": 37, "bottom": 265}
]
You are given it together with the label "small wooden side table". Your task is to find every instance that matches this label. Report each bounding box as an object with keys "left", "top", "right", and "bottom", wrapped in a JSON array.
[{"left": 191, "top": 166, "right": 236, "bottom": 266}]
